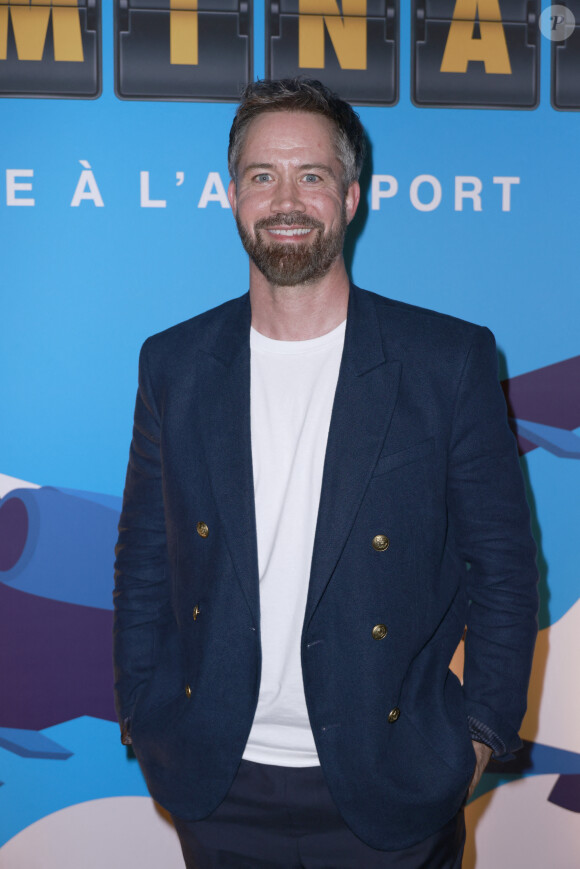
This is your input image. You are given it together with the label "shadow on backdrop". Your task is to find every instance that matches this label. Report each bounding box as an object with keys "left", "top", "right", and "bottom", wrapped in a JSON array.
[{"left": 344, "top": 131, "right": 372, "bottom": 281}]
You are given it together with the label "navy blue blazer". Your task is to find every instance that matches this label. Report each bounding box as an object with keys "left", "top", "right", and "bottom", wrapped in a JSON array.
[{"left": 113, "top": 285, "right": 538, "bottom": 850}]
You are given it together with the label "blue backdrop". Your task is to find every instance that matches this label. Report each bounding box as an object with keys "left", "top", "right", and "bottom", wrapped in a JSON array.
[{"left": 1, "top": 2, "right": 579, "bottom": 866}]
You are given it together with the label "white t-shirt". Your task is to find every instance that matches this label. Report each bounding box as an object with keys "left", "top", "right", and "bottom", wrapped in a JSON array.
[{"left": 243, "top": 319, "right": 346, "bottom": 767}]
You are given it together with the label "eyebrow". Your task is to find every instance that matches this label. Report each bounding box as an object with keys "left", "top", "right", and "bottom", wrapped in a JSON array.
[
  {"left": 301, "top": 163, "right": 337, "bottom": 178},
  {"left": 242, "top": 163, "right": 275, "bottom": 174},
  {"left": 242, "top": 162, "right": 337, "bottom": 178}
]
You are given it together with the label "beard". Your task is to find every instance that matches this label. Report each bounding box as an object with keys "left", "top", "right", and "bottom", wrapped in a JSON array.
[{"left": 235, "top": 208, "right": 347, "bottom": 287}]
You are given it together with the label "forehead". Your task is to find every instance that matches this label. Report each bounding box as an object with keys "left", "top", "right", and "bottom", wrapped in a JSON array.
[{"left": 238, "top": 111, "right": 340, "bottom": 169}]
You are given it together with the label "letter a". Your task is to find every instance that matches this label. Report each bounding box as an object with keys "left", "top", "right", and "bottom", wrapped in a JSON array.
[
  {"left": 440, "top": 0, "right": 511, "bottom": 74},
  {"left": 71, "top": 162, "right": 104, "bottom": 207}
]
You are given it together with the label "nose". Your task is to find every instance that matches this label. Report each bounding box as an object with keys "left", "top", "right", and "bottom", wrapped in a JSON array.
[{"left": 270, "top": 176, "right": 305, "bottom": 214}]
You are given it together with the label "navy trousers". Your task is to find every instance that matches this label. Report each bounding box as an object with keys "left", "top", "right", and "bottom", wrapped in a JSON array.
[{"left": 171, "top": 760, "right": 466, "bottom": 868}]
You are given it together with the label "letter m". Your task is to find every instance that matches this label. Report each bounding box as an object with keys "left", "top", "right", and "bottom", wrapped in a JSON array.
[{"left": 0, "top": 0, "right": 83, "bottom": 62}]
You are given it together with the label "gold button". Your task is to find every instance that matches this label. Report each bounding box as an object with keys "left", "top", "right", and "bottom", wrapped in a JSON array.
[
  {"left": 372, "top": 624, "right": 388, "bottom": 640},
  {"left": 185, "top": 684, "right": 192, "bottom": 698},
  {"left": 372, "top": 534, "right": 389, "bottom": 551},
  {"left": 387, "top": 707, "right": 400, "bottom": 723},
  {"left": 197, "top": 521, "right": 209, "bottom": 538},
  {"left": 192, "top": 605, "right": 200, "bottom": 621}
]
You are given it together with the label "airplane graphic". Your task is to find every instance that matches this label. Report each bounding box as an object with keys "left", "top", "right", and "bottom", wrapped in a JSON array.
[
  {"left": 0, "top": 484, "right": 118, "bottom": 762},
  {"left": 502, "top": 354, "right": 580, "bottom": 458}
]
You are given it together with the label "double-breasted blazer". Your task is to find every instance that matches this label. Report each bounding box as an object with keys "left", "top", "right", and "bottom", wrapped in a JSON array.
[{"left": 113, "top": 285, "right": 538, "bottom": 850}]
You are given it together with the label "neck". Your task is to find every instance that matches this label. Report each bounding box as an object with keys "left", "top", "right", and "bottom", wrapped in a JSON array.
[{"left": 249, "top": 258, "right": 350, "bottom": 341}]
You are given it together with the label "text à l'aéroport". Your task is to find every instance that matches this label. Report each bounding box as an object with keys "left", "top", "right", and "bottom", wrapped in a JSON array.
[{"left": 4, "top": 166, "right": 520, "bottom": 213}]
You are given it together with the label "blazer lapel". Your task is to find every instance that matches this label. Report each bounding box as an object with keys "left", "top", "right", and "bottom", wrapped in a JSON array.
[
  {"left": 191, "top": 287, "right": 400, "bottom": 633},
  {"left": 304, "top": 287, "right": 401, "bottom": 629},
  {"left": 195, "top": 294, "right": 261, "bottom": 628}
]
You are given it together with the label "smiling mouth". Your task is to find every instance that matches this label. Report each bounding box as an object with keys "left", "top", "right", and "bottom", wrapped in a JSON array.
[{"left": 267, "top": 227, "right": 313, "bottom": 237}]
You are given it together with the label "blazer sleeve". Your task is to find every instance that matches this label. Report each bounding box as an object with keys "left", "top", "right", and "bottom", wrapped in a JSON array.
[
  {"left": 446, "top": 326, "right": 539, "bottom": 758},
  {"left": 113, "top": 338, "right": 172, "bottom": 737}
]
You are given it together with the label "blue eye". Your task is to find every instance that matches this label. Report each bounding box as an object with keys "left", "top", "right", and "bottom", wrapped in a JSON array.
[
  {"left": 303, "top": 174, "right": 319, "bottom": 183},
  {"left": 255, "top": 173, "right": 271, "bottom": 183}
]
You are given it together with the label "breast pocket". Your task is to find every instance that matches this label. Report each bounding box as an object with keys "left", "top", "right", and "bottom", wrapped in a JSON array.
[{"left": 372, "top": 437, "right": 435, "bottom": 478}]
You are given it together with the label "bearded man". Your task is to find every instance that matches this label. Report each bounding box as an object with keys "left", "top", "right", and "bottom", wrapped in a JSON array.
[{"left": 113, "top": 78, "right": 538, "bottom": 868}]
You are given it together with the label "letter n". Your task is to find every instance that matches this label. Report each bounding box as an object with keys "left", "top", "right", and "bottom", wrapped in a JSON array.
[{"left": 298, "top": 0, "right": 367, "bottom": 70}]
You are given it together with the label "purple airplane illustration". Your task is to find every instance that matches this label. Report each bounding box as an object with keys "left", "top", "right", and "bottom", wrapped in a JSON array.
[
  {"left": 502, "top": 355, "right": 580, "bottom": 459},
  {"left": 0, "top": 486, "right": 118, "bottom": 761}
]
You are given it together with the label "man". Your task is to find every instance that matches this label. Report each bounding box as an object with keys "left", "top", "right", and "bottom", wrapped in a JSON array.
[{"left": 113, "top": 79, "right": 538, "bottom": 867}]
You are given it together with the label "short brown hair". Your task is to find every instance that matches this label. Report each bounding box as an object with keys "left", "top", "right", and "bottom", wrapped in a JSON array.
[{"left": 228, "top": 78, "right": 366, "bottom": 187}]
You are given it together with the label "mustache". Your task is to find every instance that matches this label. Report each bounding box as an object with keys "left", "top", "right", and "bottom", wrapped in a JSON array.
[{"left": 255, "top": 213, "right": 324, "bottom": 231}]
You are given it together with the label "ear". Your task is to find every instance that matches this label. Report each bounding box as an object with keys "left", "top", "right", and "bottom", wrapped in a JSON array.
[
  {"left": 344, "top": 181, "right": 360, "bottom": 225},
  {"left": 227, "top": 179, "right": 237, "bottom": 213}
]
